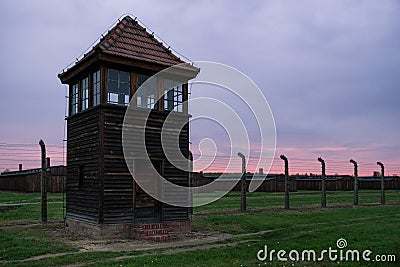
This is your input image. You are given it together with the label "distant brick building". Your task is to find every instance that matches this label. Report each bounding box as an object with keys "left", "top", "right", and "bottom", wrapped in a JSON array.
[{"left": 0, "top": 165, "right": 66, "bottom": 193}]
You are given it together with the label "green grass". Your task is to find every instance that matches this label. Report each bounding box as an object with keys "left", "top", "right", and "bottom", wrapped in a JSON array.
[
  {"left": 0, "top": 202, "right": 64, "bottom": 221},
  {"left": 0, "top": 192, "right": 64, "bottom": 203},
  {"left": 3, "top": 251, "right": 128, "bottom": 267},
  {"left": 0, "top": 191, "right": 399, "bottom": 266},
  {"left": 92, "top": 205, "right": 400, "bottom": 266},
  {"left": 194, "top": 190, "right": 400, "bottom": 212},
  {"left": 0, "top": 192, "right": 65, "bottom": 221},
  {"left": 193, "top": 205, "right": 400, "bottom": 234},
  {"left": 1, "top": 190, "right": 398, "bottom": 222},
  {"left": 0, "top": 225, "right": 77, "bottom": 261}
]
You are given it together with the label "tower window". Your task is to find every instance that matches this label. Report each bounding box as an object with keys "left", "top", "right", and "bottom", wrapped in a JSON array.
[
  {"left": 81, "top": 77, "right": 89, "bottom": 111},
  {"left": 137, "top": 74, "right": 158, "bottom": 110},
  {"left": 164, "top": 79, "right": 183, "bottom": 112},
  {"left": 107, "top": 69, "right": 130, "bottom": 106},
  {"left": 93, "top": 70, "right": 101, "bottom": 106},
  {"left": 71, "top": 83, "right": 79, "bottom": 115}
]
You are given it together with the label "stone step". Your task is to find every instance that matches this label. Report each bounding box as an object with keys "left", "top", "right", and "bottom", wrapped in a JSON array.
[
  {"left": 145, "top": 234, "right": 177, "bottom": 242},
  {"left": 134, "top": 223, "right": 171, "bottom": 230},
  {"left": 134, "top": 228, "right": 172, "bottom": 236}
]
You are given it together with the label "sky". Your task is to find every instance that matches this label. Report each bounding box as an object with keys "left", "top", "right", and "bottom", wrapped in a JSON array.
[{"left": 0, "top": 0, "right": 399, "bottom": 175}]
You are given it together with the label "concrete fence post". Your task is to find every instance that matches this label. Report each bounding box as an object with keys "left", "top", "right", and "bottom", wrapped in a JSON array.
[
  {"left": 318, "top": 157, "right": 326, "bottom": 208},
  {"left": 350, "top": 159, "right": 359, "bottom": 206},
  {"left": 238, "top": 152, "right": 246, "bottom": 212},
  {"left": 377, "top": 162, "right": 385, "bottom": 205},
  {"left": 280, "top": 155, "right": 289, "bottom": 209},
  {"left": 39, "top": 139, "right": 47, "bottom": 223}
]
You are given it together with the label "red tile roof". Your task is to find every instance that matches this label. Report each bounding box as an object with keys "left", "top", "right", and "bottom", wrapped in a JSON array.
[
  {"left": 95, "top": 15, "right": 185, "bottom": 67},
  {"left": 59, "top": 16, "right": 197, "bottom": 83}
]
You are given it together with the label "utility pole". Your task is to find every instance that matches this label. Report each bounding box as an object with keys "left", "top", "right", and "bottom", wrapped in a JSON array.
[
  {"left": 39, "top": 139, "right": 47, "bottom": 223},
  {"left": 377, "top": 162, "right": 385, "bottom": 205},
  {"left": 318, "top": 157, "right": 326, "bottom": 208},
  {"left": 238, "top": 152, "right": 246, "bottom": 212},
  {"left": 280, "top": 154, "right": 289, "bottom": 209},
  {"left": 350, "top": 159, "right": 359, "bottom": 206}
]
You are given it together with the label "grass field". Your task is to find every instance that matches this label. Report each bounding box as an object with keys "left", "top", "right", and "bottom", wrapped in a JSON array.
[
  {"left": 0, "top": 190, "right": 399, "bottom": 266},
  {"left": 0, "top": 192, "right": 64, "bottom": 221}
]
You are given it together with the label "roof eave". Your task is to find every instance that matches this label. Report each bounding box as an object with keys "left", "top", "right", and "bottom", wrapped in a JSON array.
[
  {"left": 97, "top": 52, "right": 198, "bottom": 77},
  {"left": 58, "top": 50, "right": 99, "bottom": 84},
  {"left": 58, "top": 49, "right": 199, "bottom": 85}
]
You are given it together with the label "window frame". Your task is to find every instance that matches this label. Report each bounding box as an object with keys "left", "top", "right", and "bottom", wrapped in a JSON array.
[
  {"left": 136, "top": 74, "right": 159, "bottom": 110},
  {"left": 81, "top": 77, "right": 89, "bottom": 111},
  {"left": 92, "top": 70, "right": 101, "bottom": 106},
  {"left": 107, "top": 69, "right": 130, "bottom": 106},
  {"left": 164, "top": 79, "right": 183, "bottom": 112},
  {"left": 71, "top": 83, "right": 79, "bottom": 115}
]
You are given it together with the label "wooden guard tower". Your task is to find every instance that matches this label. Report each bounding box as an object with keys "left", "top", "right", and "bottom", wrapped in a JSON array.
[{"left": 58, "top": 16, "right": 198, "bottom": 239}]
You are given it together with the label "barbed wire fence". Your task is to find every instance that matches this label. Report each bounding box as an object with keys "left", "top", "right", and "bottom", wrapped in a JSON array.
[
  {"left": 0, "top": 143, "right": 66, "bottom": 222},
  {"left": 191, "top": 152, "right": 400, "bottom": 211},
  {"left": 0, "top": 143, "right": 399, "bottom": 221}
]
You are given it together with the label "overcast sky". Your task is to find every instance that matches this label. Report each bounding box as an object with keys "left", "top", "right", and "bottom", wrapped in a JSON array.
[{"left": 0, "top": 0, "right": 399, "bottom": 174}]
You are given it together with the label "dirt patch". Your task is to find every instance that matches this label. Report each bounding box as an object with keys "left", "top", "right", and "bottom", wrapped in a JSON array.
[
  {"left": 193, "top": 202, "right": 389, "bottom": 217},
  {"left": 70, "top": 227, "right": 233, "bottom": 253},
  {"left": 2, "top": 223, "right": 242, "bottom": 265},
  {"left": 4, "top": 222, "right": 233, "bottom": 253}
]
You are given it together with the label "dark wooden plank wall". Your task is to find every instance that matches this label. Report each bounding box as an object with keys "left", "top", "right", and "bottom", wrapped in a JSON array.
[
  {"left": 102, "top": 106, "right": 190, "bottom": 224},
  {"left": 145, "top": 110, "right": 190, "bottom": 222},
  {"left": 67, "top": 107, "right": 101, "bottom": 223}
]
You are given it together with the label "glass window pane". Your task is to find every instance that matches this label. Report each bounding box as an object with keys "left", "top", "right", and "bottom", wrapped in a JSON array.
[
  {"left": 108, "top": 81, "right": 118, "bottom": 93},
  {"left": 138, "top": 74, "right": 148, "bottom": 87},
  {"left": 71, "top": 83, "right": 79, "bottom": 115},
  {"left": 164, "top": 79, "right": 174, "bottom": 90},
  {"left": 93, "top": 70, "right": 101, "bottom": 106},
  {"left": 163, "top": 80, "right": 183, "bottom": 112},
  {"left": 167, "top": 90, "right": 174, "bottom": 110},
  {"left": 119, "top": 71, "right": 130, "bottom": 83},
  {"left": 146, "top": 77, "right": 157, "bottom": 89},
  {"left": 95, "top": 94, "right": 100, "bottom": 106},
  {"left": 108, "top": 93, "right": 118, "bottom": 103},
  {"left": 136, "top": 75, "right": 158, "bottom": 110},
  {"left": 81, "top": 77, "right": 89, "bottom": 111},
  {"left": 108, "top": 69, "right": 118, "bottom": 81},
  {"left": 119, "top": 82, "right": 130, "bottom": 94},
  {"left": 107, "top": 69, "right": 130, "bottom": 105}
]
